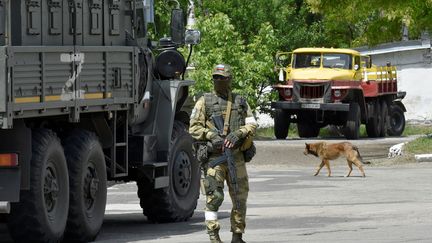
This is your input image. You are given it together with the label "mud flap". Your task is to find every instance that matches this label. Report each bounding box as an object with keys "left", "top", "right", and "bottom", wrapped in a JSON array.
[{"left": 0, "top": 168, "right": 20, "bottom": 202}]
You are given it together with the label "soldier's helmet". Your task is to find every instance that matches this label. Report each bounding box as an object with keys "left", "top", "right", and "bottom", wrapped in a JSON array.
[{"left": 212, "top": 64, "right": 232, "bottom": 79}]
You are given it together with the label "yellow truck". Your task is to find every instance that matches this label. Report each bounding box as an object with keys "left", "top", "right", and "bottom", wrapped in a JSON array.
[{"left": 271, "top": 47, "right": 406, "bottom": 139}]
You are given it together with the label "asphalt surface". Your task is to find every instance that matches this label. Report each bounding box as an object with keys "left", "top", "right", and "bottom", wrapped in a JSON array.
[{"left": 1, "top": 136, "right": 431, "bottom": 242}]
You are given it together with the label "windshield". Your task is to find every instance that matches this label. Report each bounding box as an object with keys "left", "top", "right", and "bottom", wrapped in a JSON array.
[
  {"left": 293, "top": 53, "right": 352, "bottom": 69},
  {"left": 293, "top": 53, "right": 321, "bottom": 68}
]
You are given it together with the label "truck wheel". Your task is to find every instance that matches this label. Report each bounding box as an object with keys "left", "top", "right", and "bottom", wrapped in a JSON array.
[
  {"left": 63, "top": 130, "right": 107, "bottom": 242},
  {"left": 8, "top": 129, "right": 69, "bottom": 242},
  {"left": 297, "top": 123, "right": 320, "bottom": 138},
  {"left": 139, "top": 121, "right": 200, "bottom": 222},
  {"left": 366, "top": 100, "right": 382, "bottom": 137},
  {"left": 274, "top": 109, "right": 290, "bottom": 139},
  {"left": 387, "top": 105, "right": 405, "bottom": 136},
  {"left": 379, "top": 100, "right": 389, "bottom": 137},
  {"left": 344, "top": 103, "right": 361, "bottom": 139}
]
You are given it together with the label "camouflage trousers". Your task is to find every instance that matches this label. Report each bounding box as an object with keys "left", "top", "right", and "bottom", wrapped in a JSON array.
[{"left": 203, "top": 161, "right": 249, "bottom": 234}]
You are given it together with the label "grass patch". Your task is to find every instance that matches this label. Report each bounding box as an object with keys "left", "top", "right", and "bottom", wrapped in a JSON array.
[
  {"left": 256, "top": 125, "right": 298, "bottom": 139},
  {"left": 405, "top": 136, "right": 432, "bottom": 154},
  {"left": 403, "top": 124, "right": 432, "bottom": 136},
  {"left": 256, "top": 124, "right": 432, "bottom": 139}
]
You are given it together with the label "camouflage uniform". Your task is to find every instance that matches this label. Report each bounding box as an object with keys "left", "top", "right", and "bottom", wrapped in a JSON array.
[{"left": 189, "top": 64, "right": 257, "bottom": 243}]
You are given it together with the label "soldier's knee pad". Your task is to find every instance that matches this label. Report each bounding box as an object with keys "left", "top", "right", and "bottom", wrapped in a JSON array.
[
  {"left": 204, "top": 175, "right": 224, "bottom": 211},
  {"left": 207, "top": 187, "right": 224, "bottom": 211}
]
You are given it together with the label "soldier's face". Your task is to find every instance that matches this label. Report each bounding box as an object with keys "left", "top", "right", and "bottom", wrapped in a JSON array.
[{"left": 213, "top": 75, "right": 231, "bottom": 93}]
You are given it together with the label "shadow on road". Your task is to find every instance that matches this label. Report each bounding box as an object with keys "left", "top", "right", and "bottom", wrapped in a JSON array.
[
  {"left": 96, "top": 211, "right": 231, "bottom": 242},
  {"left": 0, "top": 211, "right": 231, "bottom": 243}
]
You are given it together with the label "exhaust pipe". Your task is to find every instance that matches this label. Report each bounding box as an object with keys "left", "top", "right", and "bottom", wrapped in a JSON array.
[{"left": 0, "top": 202, "right": 10, "bottom": 214}]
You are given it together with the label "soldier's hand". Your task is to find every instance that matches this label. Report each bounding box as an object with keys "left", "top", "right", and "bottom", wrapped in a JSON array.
[
  {"left": 225, "top": 130, "right": 243, "bottom": 149},
  {"left": 210, "top": 135, "right": 224, "bottom": 151}
]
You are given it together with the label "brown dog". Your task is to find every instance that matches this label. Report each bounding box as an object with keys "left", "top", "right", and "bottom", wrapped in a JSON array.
[{"left": 304, "top": 142, "right": 370, "bottom": 177}]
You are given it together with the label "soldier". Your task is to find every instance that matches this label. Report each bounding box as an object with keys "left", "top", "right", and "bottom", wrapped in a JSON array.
[{"left": 189, "top": 64, "right": 257, "bottom": 243}]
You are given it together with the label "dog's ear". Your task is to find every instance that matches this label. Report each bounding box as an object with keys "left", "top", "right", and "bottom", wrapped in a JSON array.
[{"left": 305, "top": 143, "right": 309, "bottom": 148}]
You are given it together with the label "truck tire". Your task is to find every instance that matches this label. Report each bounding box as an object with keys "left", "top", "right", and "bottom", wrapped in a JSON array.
[
  {"left": 366, "top": 100, "right": 382, "bottom": 137},
  {"left": 297, "top": 122, "right": 320, "bottom": 138},
  {"left": 274, "top": 109, "right": 290, "bottom": 139},
  {"left": 387, "top": 105, "right": 405, "bottom": 136},
  {"left": 138, "top": 121, "right": 200, "bottom": 222},
  {"left": 379, "top": 100, "right": 388, "bottom": 137},
  {"left": 8, "top": 129, "right": 69, "bottom": 242},
  {"left": 63, "top": 130, "right": 107, "bottom": 242},
  {"left": 344, "top": 103, "right": 361, "bottom": 139}
]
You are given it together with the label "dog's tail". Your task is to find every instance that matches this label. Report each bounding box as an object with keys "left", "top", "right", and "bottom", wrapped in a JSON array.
[{"left": 353, "top": 145, "right": 371, "bottom": 164}]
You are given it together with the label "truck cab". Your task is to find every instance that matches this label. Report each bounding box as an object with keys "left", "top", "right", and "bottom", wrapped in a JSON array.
[{"left": 272, "top": 47, "right": 406, "bottom": 139}]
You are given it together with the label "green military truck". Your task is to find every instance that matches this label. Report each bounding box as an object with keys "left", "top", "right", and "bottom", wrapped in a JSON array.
[{"left": 0, "top": 0, "right": 201, "bottom": 242}]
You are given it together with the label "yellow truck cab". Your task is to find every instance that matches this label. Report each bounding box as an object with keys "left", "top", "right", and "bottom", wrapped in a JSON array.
[{"left": 272, "top": 47, "right": 406, "bottom": 139}]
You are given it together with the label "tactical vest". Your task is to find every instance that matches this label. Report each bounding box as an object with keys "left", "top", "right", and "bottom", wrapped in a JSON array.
[{"left": 203, "top": 93, "right": 248, "bottom": 135}]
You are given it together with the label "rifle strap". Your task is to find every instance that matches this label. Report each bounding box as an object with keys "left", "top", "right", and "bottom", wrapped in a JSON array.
[
  {"left": 206, "top": 120, "right": 216, "bottom": 130},
  {"left": 223, "top": 92, "right": 232, "bottom": 136}
]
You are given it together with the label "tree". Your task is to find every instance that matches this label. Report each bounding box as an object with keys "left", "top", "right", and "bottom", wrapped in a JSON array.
[
  {"left": 184, "top": 13, "right": 245, "bottom": 94},
  {"left": 306, "top": 0, "right": 432, "bottom": 46},
  {"left": 183, "top": 0, "right": 335, "bottom": 112}
]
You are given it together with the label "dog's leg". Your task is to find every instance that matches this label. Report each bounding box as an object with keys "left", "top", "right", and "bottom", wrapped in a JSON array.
[
  {"left": 345, "top": 160, "right": 353, "bottom": 177},
  {"left": 353, "top": 159, "right": 366, "bottom": 177},
  {"left": 324, "top": 160, "right": 331, "bottom": 177},
  {"left": 314, "top": 160, "right": 325, "bottom": 176}
]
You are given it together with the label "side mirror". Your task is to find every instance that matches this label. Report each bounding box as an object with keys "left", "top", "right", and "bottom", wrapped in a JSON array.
[
  {"left": 275, "top": 52, "right": 291, "bottom": 67},
  {"left": 354, "top": 64, "right": 359, "bottom": 71},
  {"left": 170, "top": 8, "right": 185, "bottom": 45},
  {"left": 185, "top": 29, "right": 201, "bottom": 45}
]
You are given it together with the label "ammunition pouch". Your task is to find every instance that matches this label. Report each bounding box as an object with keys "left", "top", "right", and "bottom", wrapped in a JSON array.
[
  {"left": 194, "top": 141, "right": 210, "bottom": 164},
  {"left": 240, "top": 135, "right": 253, "bottom": 151},
  {"left": 243, "top": 142, "right": 256, "bottom": 162}
]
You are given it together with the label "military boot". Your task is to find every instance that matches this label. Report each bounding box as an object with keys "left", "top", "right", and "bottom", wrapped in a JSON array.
[
  {"left": 209, "top": 229, "right": 223, "bottom": 243},
  {"left": 231, "top": 233, "right": 246, "bottom": 243}
]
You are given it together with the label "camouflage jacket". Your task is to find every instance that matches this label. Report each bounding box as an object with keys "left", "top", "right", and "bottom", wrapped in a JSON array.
[{"left": 189, "top": 92, "right": 257, "bottom": 160}]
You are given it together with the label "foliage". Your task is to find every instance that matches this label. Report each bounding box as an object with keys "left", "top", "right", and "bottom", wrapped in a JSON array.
[
  {"left": 182, "top": 13, "right": 246, "bottom": 95},
  {"left": 151, "top": 0, "right": 432, "bottom": 115},
  {"left": 306, "top": 0, "right": 432, "bottom": 46},
  {"left": 179, "top": 13, "right": 281, "bottom": 112},
  {"left": 180, "top": 0, "right": 334, "bottom": 112},
  {"left": 149, "top": 0, "right": 190, "bottom": 40}
]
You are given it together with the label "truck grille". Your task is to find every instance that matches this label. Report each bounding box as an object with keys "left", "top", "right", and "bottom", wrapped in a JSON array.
[
  {"left": 300, "top": 85, "right": 324, "bottom": 99},
  {"left": 293, "top": 81, "right": 332, "bottom": 102}
]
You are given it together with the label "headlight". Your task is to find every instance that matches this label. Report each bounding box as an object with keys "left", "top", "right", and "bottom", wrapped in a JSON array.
[
  {"left": 333, "top": 89, "right": 341, "bottom": 97},
  {"left": 284, "top": 88, "right": 292, "bottom": 97},
  {"left": 185, "top": 29, "right": 201, "bottom": 45},
  {"left": 155, "top": 50, "right": 186, "bottom": 80}
]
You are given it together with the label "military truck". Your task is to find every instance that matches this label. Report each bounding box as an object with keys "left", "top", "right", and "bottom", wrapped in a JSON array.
[
  {"left": 272, "top": 48, "right": 406, "bottom": 139},
  {"left": 0, "top": 0, "right": 201, "bottom": 242}
]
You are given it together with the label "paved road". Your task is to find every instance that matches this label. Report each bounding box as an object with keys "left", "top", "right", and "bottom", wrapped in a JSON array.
[
  {"left": 102, "top": 165, "right": 432, "bottom": 243},
  {"left": 1, "top": 136, "right": 431, "bottom": 242}
]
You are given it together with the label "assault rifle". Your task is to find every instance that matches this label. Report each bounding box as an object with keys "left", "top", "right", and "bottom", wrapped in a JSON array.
[{"left": 208, "top": 114, "right": 240, "bottom": 210}]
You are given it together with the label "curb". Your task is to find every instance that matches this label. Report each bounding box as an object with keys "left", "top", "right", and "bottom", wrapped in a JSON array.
[{"left": 415, "top": 154, "right": 432, "bottom": 162}]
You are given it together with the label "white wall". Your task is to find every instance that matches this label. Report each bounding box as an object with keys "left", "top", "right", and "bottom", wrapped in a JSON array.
[
  {"left": 397, "top": 65, "right": 432, "bottom": 121},
  {"left": 368, "top": 50, "right": 432, "bottom": 121}
]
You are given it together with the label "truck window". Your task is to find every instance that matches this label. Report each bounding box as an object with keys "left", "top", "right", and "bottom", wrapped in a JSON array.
[
  {"left": 355, "top": 56, "right": 360, "bottom": 66},
  {"left": 293, "top": 53, "right": 321, "bottom": 68},
  {"left": 322, "top": 53, "right": 352, "bottom": 69}
]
